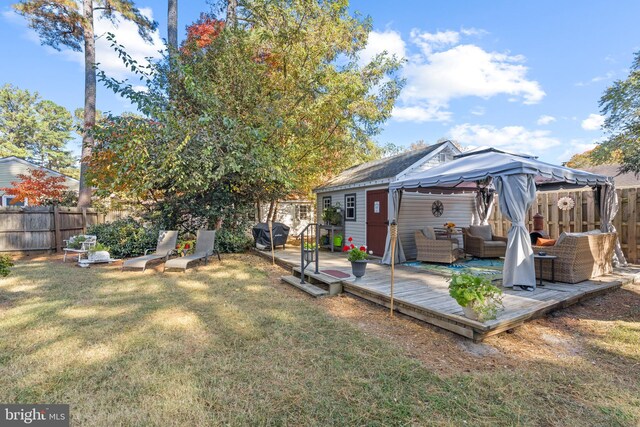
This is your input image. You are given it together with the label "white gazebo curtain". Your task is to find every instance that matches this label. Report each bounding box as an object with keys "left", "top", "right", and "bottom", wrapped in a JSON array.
[
  {"left": 494, "top": 174, "right": 538, "bottom": 288},
  {"left": 600, "top": 182, "right": 628, "bottom": 267},
  {"left": 381, "top": 190, "right": 406, "bottom": 264},
  {"left": 472, "top": 181, "right": 495, "bottom": 226}
]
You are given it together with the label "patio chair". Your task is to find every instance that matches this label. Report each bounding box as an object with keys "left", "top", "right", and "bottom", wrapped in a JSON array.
[
  {"left": 462, "top": 225, "right": 507, "bottom": 258},
  {"left": 414, "top": 228, "right": 459, "bottom": 264},
  {"left": 63, "top": 234, "right": 97, "bottom": 262},
  {"left": 163, "top": 230, "right": 220, "bottom": 272},
  {"left": 122, "top": 230, "right": 178, "bottom": 272}
]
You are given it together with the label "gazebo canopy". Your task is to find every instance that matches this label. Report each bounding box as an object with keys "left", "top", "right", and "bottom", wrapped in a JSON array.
[
  {"left": 382, "top": 150, "right": 624, "bottom": 290},
  {"left": 389, "top": 151, "right": 611, "bottom": 191}
]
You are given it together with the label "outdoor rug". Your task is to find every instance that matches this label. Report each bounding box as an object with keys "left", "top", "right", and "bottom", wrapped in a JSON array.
[{"left": 403, "top": 258, "right": 504, "bottom": 281}]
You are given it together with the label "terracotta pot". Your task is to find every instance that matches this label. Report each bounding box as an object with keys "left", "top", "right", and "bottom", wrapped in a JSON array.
[{"left": 351, "top": 260, "right": 367, "bottom": 278}]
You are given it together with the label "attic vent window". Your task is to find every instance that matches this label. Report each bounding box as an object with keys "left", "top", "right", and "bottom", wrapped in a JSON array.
[{"left": 438, "top": 152, "right": 447, "bottom": 162}]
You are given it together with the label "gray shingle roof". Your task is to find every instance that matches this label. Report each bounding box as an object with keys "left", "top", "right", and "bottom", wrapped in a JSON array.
[
  {"left": 579, "top": 164, "right": 640, "bottom": 187},
  {"left": 315, "top": 141, "right": 448, "bottom": 191}
]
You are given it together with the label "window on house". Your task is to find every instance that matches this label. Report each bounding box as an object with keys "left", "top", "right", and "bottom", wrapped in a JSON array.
[
  {"left": 438, "top": 152, "right": 447, "bottom": 163},
  {"left": 298, "top": 205, "right": 309, "bottom": 220},
  {"left": 323, "top": 196, "right": 332, "bottom": 210},
  {"left": 2, "top": 195, "right": 27, "bottom": 207},
  {"left": 344, "top": 194, "right": 356, "bottom": 221}
]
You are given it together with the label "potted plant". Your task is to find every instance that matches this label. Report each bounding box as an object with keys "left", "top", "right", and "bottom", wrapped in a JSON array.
[
  {"left": 448, "top": 273, "right": 503, "bottom": 322},
  {"left": 333, "top": 233, "right": 343, "bottom": 248},
  {"left": 343, "top": 237, "right": 369, "bottom": 278},
  {"left": 67, "top": 235, "right": 87, "bottom": 249},
  {"left": 87, "top": 243, "right": 111, "bottom": 263},
  {"left": 322, "top": 206, "right": 343, "bottom": 226},
  {"left": 303, "top": 242, "right": 316, "bottom": 262}
]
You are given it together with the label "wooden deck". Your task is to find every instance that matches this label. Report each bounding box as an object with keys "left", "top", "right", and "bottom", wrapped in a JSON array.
[{"left": 259, "top": 247, "right": 640, "bottom": 341}]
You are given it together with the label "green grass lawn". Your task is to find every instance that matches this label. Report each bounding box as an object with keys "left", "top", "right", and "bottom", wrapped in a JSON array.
[{"left": 0, "top": 254, "right": 638, "bottom": 426}]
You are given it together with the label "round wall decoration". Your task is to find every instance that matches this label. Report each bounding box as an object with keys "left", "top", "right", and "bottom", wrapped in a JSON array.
[
  {"left": 431, "top": 200, "right": 444, "bottom": 217},
  {"left": 557, "top": 196, "right": 575, "bottom": 211}
]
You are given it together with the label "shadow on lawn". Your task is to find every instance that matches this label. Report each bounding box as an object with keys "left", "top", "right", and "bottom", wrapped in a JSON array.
[{"left": 0, "top": 255, "right": 639, "bottom": 426}]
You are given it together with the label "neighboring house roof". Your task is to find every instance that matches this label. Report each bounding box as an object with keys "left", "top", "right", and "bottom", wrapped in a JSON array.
[
  {"left": 315, "top": 141, "right": 453, "bottom": 192},
  {"left": 578, "top": 164, "right": 640, "bottom": 187},
  {"left": 0, "top": 156, "right": 79, "bottom": 183}
]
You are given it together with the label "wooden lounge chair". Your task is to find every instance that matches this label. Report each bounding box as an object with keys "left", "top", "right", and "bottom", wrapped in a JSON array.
[
  {"left": 63, "top": 235, "right": 97, "bottom": 262},
  {"left": 122, "top": 230, "right": 178, "bottom": 272},
  {"left": 163, "top": 230, "right": 220, "bottom": 272}
]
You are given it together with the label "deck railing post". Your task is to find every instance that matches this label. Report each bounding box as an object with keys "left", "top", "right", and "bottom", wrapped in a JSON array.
[
  {"left": 314, "top": 223, "right": 319, "bottom": 274},
  {"left": 300, "top": 227, "right": 306, "bottom": 284}
]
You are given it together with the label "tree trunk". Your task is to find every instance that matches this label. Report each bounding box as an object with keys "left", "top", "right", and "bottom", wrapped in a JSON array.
[
  {"left": 226, "top": 0, "right": 237, "bottom": 27},
  {"left": 78, "top": 0, "right": 95, "bottom": 208},
  {"left": 271, "top": 201, "right": 279, "bottom": 223},
  {"left": 167, "top": 0, "right": 178, "bottom": 51},
  {"left": 266, "top": 200, "right": 275, "bottom": 223},
  {"left": 256, "top": 201, "right": 262, "bottom": 222}
]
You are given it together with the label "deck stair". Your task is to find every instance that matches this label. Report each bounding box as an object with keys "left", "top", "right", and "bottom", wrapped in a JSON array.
[{"left": 281, "top": 275, "right": 329, "bottom": 297}]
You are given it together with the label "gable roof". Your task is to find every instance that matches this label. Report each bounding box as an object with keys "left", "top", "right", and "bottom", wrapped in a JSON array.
[
  {"left": 578, "top": 164, "right": 640, "bottom": 187},
  {"left": 315, "top": 141, "right": 451, "bottom": 192},
  {"left": 0, "top": 156, "right": 79, "bottom": 182}
]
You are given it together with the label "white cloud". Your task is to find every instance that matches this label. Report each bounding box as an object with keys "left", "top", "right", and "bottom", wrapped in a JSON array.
[
  {"left": 575, "top": 71, "right": 615, "bottom": 87},
  {"left": 6, "top": 7, "right": 164, "bottom": 81},
  {"left": 383, "top": 27, "right": 544, "bottom": 123},
  {"left": 536, "top": 115, "right": 556, "bottom": 125},
  {"left": 470, "top": 106, "right": 485, "bottom": 116},
  {"left": 359, "top": 29, "right": 406, "bottom": 65},
  {"left": 392, "top": 105, "right": 451, "bottom": 122},
  {"left": 449, "top": 123, "right": 561, "bottom": 153},
  {"left": 581, "top": 113, "right": 605, "bottom": 131},
  {"left": 558, "top": 138, "right": 600, "bottom": 162}
]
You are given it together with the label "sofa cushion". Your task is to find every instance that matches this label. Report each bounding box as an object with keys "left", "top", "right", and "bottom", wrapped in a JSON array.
[
  {"left": 483, "top": 240, "right": 506, "bottom": 247},
  {"left": 423, "top": 226, "right": 436, "bottom": 240},
  {"left": 469, "top": 225, "right": 493, "bottom": 241},
  {"left": 557, "top": 229, "right": 602, "bottom": 245}
]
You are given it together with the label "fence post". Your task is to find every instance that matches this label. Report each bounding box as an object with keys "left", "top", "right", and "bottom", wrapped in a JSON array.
[
  {"left": 53, "top": 205, "right": 62, "bottom": 252},
  {"left": 629, "top": 188, "right": 637, "bottom": 263},
  {"left": 82, "top": 207, "right": 88, "bottom": 233}
]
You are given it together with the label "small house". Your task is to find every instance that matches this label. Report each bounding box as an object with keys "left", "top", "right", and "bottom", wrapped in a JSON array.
[
  {"left": 0, "top": 156, "right": 79, "bottom": 206},
  {"left": 313, "top": 141, "right": 475, "bottom": 258}
]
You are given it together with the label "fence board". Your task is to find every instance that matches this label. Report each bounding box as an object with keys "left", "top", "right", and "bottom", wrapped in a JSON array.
[{"left": 489, "top": 186, "right": 639, "bottom": 264}]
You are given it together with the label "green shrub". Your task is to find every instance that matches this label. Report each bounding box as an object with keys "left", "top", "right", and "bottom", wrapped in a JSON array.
[
  {"left": 0, "top": 255, "right": 13, "bottom": 277},
  {"left": 88, "top": 218, "right": 161, "bottom": 258},
  {"left": 448, "top": 273, "right": 503, "bottom": 321},
  {"left": 216, "top": 228, "right": 252, "bottom": 253}
]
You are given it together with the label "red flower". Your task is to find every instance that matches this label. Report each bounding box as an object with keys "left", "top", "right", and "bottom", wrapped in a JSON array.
[
  {"left": 343, "top": 245, "right": 350, "bottom": 252},
  {"left": 348, "top": 237, "right": 353, "bottom": 242},
  {"left": 350, "top": 244, "right": 355, "bottom": 249},
  {"left": 359, "top": 246, "right": 366, "bottom": 251},
  {"left": 185, "top": 243, "right": 190, "bottom": 249}
]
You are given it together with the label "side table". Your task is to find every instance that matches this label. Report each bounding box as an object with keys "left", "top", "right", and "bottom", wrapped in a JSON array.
[{"left": 533, "top": 254, "right": 558, "bottom": 287}]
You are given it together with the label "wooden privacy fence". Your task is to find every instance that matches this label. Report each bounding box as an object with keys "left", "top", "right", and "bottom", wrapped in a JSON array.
[
  {"left": 488, "top": 186, "right": 639, "bottom": 264},
  {"left": 0, "top": 206, "right": 130, "bottom": 252}
]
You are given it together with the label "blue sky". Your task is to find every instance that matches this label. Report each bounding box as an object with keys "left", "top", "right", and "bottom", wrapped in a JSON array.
[{"left": 2, "top": 0, "right": 639, "bottom": 163}]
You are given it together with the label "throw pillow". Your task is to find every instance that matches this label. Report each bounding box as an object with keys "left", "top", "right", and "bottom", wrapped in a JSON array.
[
  {"left": 469, "top": 225, "right": 493, "bottom": 241},
  {"left": 536, "top": 237, "right": 556, "bottom": 246},
  {"left": 423, "top": 226, "right": 436, "bottom": 240}
]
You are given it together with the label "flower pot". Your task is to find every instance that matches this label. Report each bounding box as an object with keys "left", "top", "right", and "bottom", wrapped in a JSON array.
[
  {"left": 303, "top": 249, "right": 314, "bottom": 262},
  {"left": 351, "top": 260, "right": 367, "bottom": 278},
  {"left": 88, "top": 250, "right": 110, "bottom": 263},
  {"left": 462, "top": 304, "right": 480, "bottom": 321}
]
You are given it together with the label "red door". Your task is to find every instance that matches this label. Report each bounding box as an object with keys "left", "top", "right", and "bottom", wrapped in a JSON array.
[{"left": 366, "top": 190, "right": 388, "bottom": 257}]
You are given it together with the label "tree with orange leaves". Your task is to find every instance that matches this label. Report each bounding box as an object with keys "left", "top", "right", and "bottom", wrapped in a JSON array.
[{"left": 1, "top": 169, "right": 68, "bottom": 206}]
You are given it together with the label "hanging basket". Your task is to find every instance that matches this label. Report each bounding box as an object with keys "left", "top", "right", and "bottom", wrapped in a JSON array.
[{"left": 557, "top": 196, "right": 575, "bottom": 211}]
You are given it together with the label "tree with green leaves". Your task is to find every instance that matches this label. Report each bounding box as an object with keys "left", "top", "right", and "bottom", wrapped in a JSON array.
[
  {"left": 13, "top": 0, "right": 158, "bottom": 207},
  {"left": 0, "top": 84, "right": 76, "bottom": 173},
  {"left": 590, "top": 50, "right": 640, "bottom": 175}
]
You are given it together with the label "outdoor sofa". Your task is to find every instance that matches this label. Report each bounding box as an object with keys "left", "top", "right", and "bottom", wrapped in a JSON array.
[
  {"left": 532, "top": 231, "right": 616, "bottom": 284},
  {"left": 462, "top": 225, "right": 507, "bottom": 258},
  {"left": 414, "top": 228, "right": 459, "bottom": 264}
]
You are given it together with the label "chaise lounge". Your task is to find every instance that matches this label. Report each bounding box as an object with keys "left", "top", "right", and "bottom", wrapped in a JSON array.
[
  {"left": 122, "top": 230, "right": 178, "bottom": 272},
  {"left": 163, "top": 230, "right": 219, "bottom": 272}
]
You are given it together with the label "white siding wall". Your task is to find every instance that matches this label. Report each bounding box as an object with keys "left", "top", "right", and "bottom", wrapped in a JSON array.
[
  {"left": 398, "top": 192, "right": 475, "bottom": 260},
  {"left": 0, "top": 158, "right": 78, "bottom": 205},
  {"left": 259, "top": 202, "right": 315, "bottom": 236},
  {"left": 317, "top": 186, "right": 385, "bottom": 246}
]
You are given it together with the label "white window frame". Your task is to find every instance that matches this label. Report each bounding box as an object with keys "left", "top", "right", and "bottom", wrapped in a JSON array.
[
  {"left": 344, "top": 194, "right": 356, "bottom": 221},
  {"left": 2, "top": 195, "right": 27, "bottom": 207},
  {"left": 438, "top": 152, "right": 447, "bottom": 163},
  {"left": 322, "top": 196, "right": 332, "bottom": 210},
  {"left": 298, "top": 205, "right": 309, "bottom": 220}
]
